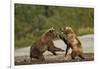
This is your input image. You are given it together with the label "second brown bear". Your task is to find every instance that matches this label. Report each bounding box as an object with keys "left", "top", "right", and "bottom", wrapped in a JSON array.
[{"left": 59, "top": 27, "right": 85, "bottom": 59}]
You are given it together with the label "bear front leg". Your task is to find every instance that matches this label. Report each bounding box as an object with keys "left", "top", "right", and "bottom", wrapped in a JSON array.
[
  {"left": 65, "top": 45, "right": 70, "bottom": 57},
  {"left": 48, "top": 47, "right": 57, "bottom": 55}
]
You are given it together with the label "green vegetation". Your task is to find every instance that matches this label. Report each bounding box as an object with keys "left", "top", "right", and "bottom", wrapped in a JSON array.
[{"left": 15, "top": 4, "right": 94, "bottom": 48}]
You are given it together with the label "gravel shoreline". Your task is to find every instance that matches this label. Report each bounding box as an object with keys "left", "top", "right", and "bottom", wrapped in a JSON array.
[{"left": 15, "top": 53, "right": 94, "bottom": 65}]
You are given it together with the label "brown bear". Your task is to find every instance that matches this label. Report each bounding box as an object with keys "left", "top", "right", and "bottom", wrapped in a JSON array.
[
  {"left": 59, "top": 27, "right": 85, "bottom": 59},
  {"left": 30, "top": 27, "right": 64, "bottom": 61}
]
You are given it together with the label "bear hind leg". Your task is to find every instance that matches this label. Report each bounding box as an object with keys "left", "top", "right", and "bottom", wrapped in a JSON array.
[
  {"left": 71, "top": 51, "right": 77, "bottom": 59},
  {"left": 38, "top": 54, "right": 45, "bottom": 61}
]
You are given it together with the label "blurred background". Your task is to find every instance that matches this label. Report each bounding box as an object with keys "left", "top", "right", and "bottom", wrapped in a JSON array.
[{"left": 15, "top": 4, "right": 94, "bottom": 48}]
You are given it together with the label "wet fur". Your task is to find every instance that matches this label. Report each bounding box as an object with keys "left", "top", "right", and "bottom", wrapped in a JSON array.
[
  {"left": 60, "top": 27, "right": 85, "bottom": 59},
  {"left": 30, "top": 28, "right": 64, "bottom": 61}
]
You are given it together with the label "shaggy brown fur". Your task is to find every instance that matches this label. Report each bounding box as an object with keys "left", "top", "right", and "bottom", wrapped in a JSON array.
[
  {"left": 30, "top": 27, "right": 64, "bottom": 61},
  {"left": 60, "top": 27, "right": 85, "bottom": 59}
]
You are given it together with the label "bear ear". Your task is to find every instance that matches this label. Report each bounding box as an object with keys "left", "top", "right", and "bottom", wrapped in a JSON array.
[
  {"left": 65, "top": 26, "right": 71, "bottom": 30},
  {"left": 65, "top": 27, "right": 68, "bottom": 30},
  {"left": 51, "top": 27, "right": 55, "bottom": 30},
  {"left": 48, "top": 27, "right": 55, "bottom": 33},
  {"left": 68, "top": 27, "right": 72, "bottom": 30}
]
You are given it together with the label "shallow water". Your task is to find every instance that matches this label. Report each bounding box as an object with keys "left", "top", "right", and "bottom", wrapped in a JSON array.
[{"left": 15, "top": 34, "right": 94, "bottom": 56}]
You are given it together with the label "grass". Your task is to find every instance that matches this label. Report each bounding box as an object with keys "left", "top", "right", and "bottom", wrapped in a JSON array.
[
  {"left": 77, "top": 27, "right": 94, "bottom": 36},
  {"left": 15, "top": 4, "right": 94, "bottom": 48},
  {"left": 15, "top": 33, "right": 39, "bottom": 48}
]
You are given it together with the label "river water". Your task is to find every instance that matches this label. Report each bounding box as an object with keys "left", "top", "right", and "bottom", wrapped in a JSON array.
[{"left": 15, "top": 34, "right": 94, "bottom": 56}]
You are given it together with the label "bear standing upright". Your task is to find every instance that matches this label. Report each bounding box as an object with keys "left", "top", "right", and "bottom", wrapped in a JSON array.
[{"left": 60, "top": 26, "right": 85, "bottom": 59}]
